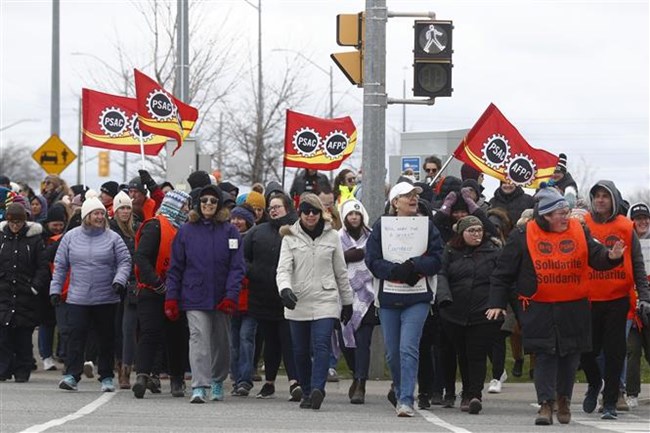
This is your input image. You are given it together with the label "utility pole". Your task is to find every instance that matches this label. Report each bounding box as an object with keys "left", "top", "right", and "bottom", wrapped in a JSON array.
[
  {"left": 175, "top": 0, "right": 190, "bottom": 103},
  {"left": 256, "top": 0, "right": 264, "bottom": 184},
  {"left": 51, "top": 0, "right": 60, "bottom": 137}
]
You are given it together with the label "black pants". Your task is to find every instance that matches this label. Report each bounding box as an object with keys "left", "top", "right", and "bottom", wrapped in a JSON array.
[
  {"left": 442, "top": 320, "right": 500, "bottom": 400},
  {"left": 439, "top": 321, "right": 457, "bottom": 398},
  {"left": 580, "top": 296, "right": 628, "bottom": 407},
  {"left": 626, "top": 322, "right": 650, "bottom": 397},
  {"left": 65, "top": 303, "right": 117, "bottom": 381},
  {"left": 340, "top": 323, "right": 375, "bottom": 380},
  {"left": 534, "top": 352, "right": 580, "bottom": 402},
  {"left": 257, "top": 318, "right": 297, "bottom": 382},
  {"left": 135, "top": 290, "right": 188, "bottom": 377},
  {"left": 0, "top": 325, "right": 34, "bottom": 381},
  {"left": 488, "top": 331, "right": 507, "bottom": 380},
  {"left": 417, "top": 312, "right": 438, "bottom": 397}
]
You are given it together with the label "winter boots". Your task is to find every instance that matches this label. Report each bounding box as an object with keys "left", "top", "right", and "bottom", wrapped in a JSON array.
[{"left": 350, "top": 380, "right": 366, "bottom": 404}]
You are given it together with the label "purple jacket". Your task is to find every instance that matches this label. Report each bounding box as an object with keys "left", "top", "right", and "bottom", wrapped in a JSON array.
[{"left": 165, "top": 215, "right": 245, "bottom": 311}]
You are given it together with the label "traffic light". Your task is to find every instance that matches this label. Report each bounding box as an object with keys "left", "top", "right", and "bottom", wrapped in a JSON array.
[
  {"left": 413, "top": 20, "right": 453, "bottom": 98},
  {"left": 331, "top": 12, "right": 364, "bottom": 86},
  {"left": 98, "top": 151, "right": 110, "bottom": 177}
]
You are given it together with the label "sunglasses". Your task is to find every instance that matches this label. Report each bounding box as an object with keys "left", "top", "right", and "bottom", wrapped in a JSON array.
[
  {"left": 200, "top": 197, "right": 218, "bottom": 205},
  {"left": 425, "top": 168, "right": 438, "bottom": 173},
  {"left": 301, "top": 207, "right": 321, "bottom": 216}
]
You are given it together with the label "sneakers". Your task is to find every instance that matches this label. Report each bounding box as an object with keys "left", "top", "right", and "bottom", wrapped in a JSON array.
[
  {"left": 256, "top": 382, "right": 275, "bottom": 399},
  {"left": 289, "top": 383, "right": 303, "bottom": 402},
  {"left": 488, "top": 379, "right": 502, "bottom": 394},
  {"left": 512, "top": 359, "right": 523, "bottom": 377},
  {"left": 132, "top": 374, "right": 148, "bottom": 399},
  {"left": 170, "top": 376, "right": 186, "bottom": 398},
  {"left": 601, "top": 406, "right": 617, "bottom": 420},
  {"left": 310, "top": 389, "right": 324, "bottom": 410},
  {"left": 232, "top": 382, "right": 252, "bottom": 397},
  {"left": 582, "top": 383, "right": 601, "bottom": 413},
  {"left": 83, "top": 361, "right": 95, "bottom": 378},
  {"left": 190, "top": 387, "right": 206, "bottom": 404},
  {"left": 299, "top": 397, "right": 312, "bottom": 409},
  {"left": 500, "top": 370, "right": 508, "bottom": 383},
  {"left": 468, "top": 398, "right": 482, "bottom": 414},
  {"left": 59, "top": 375, "right": 78, "bottom": 391},
  {"left": 43, "top": 357, "right": 57, "bottom": 371},
  {"left": 396, "top": 403, "right": 415, "bottom": 417},
  {"left": 535, "top": 401, "right": 553, "bottom": 425},
  {"left": 626, "top": 395, "right": 638, "bottom": 408},
  {"left": 327, "top": 368, "right": 339, "bottom": 382},
  {"left": 100, "top": 377, "right": 115, "bottom": 392},
  {"left": 210, "top": 380, "right": 224, "bottom": 401},
  {"left": 418, "top": 393, "right": 431, "bottom": 409}
]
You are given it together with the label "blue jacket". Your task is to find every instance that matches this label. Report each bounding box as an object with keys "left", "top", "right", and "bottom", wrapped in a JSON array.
[
  {"left": 50, "top": 224, "right": 131, "bottom": 306},
  {"left": 166, "top": 209, "right": 246, "bottom": 310}
]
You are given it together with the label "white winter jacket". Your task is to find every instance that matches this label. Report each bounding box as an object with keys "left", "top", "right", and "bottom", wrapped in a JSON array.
[{"left": 276, "top": 220, "right": 353, "bottom": 321}]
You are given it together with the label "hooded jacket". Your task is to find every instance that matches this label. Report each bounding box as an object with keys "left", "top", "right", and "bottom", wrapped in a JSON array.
[
  {"left": 276, "top": 219, "right": 353, "bottom": 321},
  {"left": 0, "top": 221, "right": 48, "bottom": 327},
  {"left": 488, "top": 185, "right": 536, "bottom": 226},
  {"left": 165, "top": 185, "right": 246, "bottom": 310}
]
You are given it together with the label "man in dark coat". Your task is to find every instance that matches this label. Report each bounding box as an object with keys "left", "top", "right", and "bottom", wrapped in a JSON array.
[{"left": 488, "top": 181, "right": 535, "bottom": 226}]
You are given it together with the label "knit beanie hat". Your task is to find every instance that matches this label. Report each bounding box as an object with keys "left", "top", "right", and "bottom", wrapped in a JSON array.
[
  {"left": 218, "top": 181, "right": 239, "bottom": 198},
  {"left": 187, "top": 170, "right": 211, "bottom": 190},
  {"left": 5, "top": 202, "right": 27, "bottom": 221},
  {"left": 46, "top": 203, "right": 68, "bottom": 224},
  {"left": 535, "top": 184, "right": 568, "bottom": 216},
  {"left": 128, "top": 176, "right": 146, "bottom": 194},
  {"left": 246, "top": 191, "right": 266, "bottom": 210},
  {"left": 554, "top": 153, "right": 568, "bottom": 173},
  {"left": 158, "top": 190, "right": 191, "bottom": 228},
  {"left": 101, "top": 181, "right": 119, "bottom": 198},
  {"left": 340, "top": 199, "right": 369, "bottom": 227},
  {"left": 453, "top": 215, "right": 482, "bottom": 234},
  {"left": 236, "top": 193, "right": 248, "bottom": 206},
  {"left": 81, "top": 197, "right": 106, "bottom": 220},
  {"left": 113, "top": 191, "right": 132, "bottom": 211},
  {"left": 5, "top": 192, "right": 32, "bottom": 218},
  {"left": 460, "top": 163, "right": 481, "bottom": 181},
  {"left": 231, "top": 205, "right": 256, "bottom": 228}
]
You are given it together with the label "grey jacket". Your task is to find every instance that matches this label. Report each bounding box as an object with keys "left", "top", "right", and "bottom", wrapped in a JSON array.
[{"left": 50, "top": 224, "right": 131, "bottom": 305}]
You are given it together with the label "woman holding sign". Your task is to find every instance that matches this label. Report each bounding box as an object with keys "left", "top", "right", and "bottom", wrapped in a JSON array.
[{"left": 365, "top": 182, "right": 444, "bottom": 417}]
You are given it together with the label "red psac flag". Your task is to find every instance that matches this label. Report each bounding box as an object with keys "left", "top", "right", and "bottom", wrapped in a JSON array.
[
  {"left": 284, "top": 110, "right": 357, "bottom": 170},
  {"left": 453, "top": 103, "right": 559, "bottom": 188},
  {"left": 134, "top": 69, "right": 198, "bottom": 155},
  {"left": 82, "top": 89, "right": 167, "bottom": 155}
]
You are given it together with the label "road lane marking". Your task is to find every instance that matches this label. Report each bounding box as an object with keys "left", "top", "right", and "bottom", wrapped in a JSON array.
[
  {"left": 18, "top": 392, "right": 115, "bottom": 433},
  {"left": 416, "top": 408, "right": 473, "bottom": 433}
]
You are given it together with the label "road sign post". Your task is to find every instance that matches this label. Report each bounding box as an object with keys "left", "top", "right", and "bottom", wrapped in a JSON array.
[{"left": 32, "top": 134, "right": 77, "bottom": 175}]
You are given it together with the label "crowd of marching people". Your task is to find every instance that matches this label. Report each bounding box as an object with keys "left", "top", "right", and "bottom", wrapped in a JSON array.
[{"left": 0, "top": 151, "right": 649, "bottom": 426}]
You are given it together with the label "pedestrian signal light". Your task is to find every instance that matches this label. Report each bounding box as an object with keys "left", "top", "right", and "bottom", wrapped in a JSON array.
[{"left": 413, "top": 20, "right": 453, "bottom": 98}]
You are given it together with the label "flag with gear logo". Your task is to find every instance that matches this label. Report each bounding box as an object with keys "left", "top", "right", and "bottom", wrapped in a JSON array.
[
  {"left": 134, "top": 69, "right": 198, "bottom": 156},
  {"left": 453, "top": 103, "right": 559, "bottom": 188},
  {"left": 284, "top": 109, "right": 357, "bottom": 170},
  {"left": 82, "top": 88, "right": 167, "bottom": 155}
]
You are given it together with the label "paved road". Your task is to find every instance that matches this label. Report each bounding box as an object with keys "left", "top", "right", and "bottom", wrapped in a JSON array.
[{"left": 1, "top": 368, "right": 648, "bottom": 433}]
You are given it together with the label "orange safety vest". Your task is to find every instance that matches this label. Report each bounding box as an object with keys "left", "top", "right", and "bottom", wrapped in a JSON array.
[
  {"left": 142, "top": 197, "right": 156, "bottom": 221},
  {"left": 134, "top": 215, "right": 177, "bottom": 290},
  {"left": 585, "top": 214, "right": 635, "bottom": 301},
  {"left": 525, "top": 219, "right": 590, "bottom": 303}
]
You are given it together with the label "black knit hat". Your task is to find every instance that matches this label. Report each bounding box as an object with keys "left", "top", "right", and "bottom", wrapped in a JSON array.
[
  {"left": 128, "top": 176, "right": 146, "bottom": 194},
  {"left": 187, "top": 170, "right": 211, "bottom": 190},
  {"left": 100, "top": 181, "right": 119, "bottom": 198},
  {"left": 460, "top": 163, "right": 481, "bottom": 181},
  {"left": 45, "top": 203, "right": 68, "bottom": 224},
  {"left": 555, "top": 153, "right": 568, "bottom": 173},
  {"left": 218, "top": 181, "right": 239, "bottom": 198}
]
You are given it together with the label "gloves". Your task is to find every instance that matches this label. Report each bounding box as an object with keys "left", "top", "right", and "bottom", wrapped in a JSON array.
[
  {"left": 153, "top": 282, "right": 167, "bottom": 295},
  {"left": 216, "top": 298, "right": 237, "bottom": 315},
  {"left": 164, "top": 299, "right": 180, "bottom": 321},
  {"left": 113, "top": 283, "right": 126, "bottom": 297},
  {"left": 280, "top": 288, "right": 298, "bottom": 310},
  {"left": 138, "top": 169, "right": 157, "bottom": 192},
  {"left": 460, "top": 187, "right": 479, "bottom": 213},
  {"left": 638, "top": 300, "right": 650, "bottom": 326},
  {"left": 404, "top": 268, "right": 421, "bottom": 287},
  {"left": 50, "top": 294, "right": 62, "bottom": 307},
  {"left": 343, "top": 247, "right": 365, "bottom": 263},
  {"left": 341, "top": 304, "right": 353, "bottom": 325},
  {"left": 439, "top": 191, "right": 457, "bottom": 216},
  {"left": 389, "top": 260, "right": 415, "bottom": 282}
]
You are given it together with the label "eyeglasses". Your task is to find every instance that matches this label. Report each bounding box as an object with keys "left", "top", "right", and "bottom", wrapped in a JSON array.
[
  {"left": 424, "top": 168, "right": 438, "bottom": 174},
  {"left": 345, "top": 177, "right": 356, "bottom": 183},
  {"left": 465, "top": 228, "right": 483, "bottom": 235},
  {"left": 399, "top": 191, "right": 418, "bottom": 199},
  {"left": 302, "top": 209, "right": 321, "bottom": 216},
  {"left": 268, "top": 205, "right": 284, "bottom": 212},
  {"left": 200, "top": 197, "right": 218, "bottom": 205}
]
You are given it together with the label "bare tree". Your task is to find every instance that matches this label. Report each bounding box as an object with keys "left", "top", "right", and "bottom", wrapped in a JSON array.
[
  {"left": 0, "top": 141, "right": 47, "bottom": 187},
  {"left": 627, "top": 188, "right": 650, "bottom": 205}
]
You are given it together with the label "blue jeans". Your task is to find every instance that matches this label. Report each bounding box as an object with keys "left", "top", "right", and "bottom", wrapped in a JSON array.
[
  {"left": 290, "top": 318, "right": 336, "bottom": 396},
  {"left": 379, "top": 303, "right": 430, "bottom": 407},
  {"left": 38, "top": 324, "right": 55, "bottom": 359},
  {"left": 230, "top": 315, "right": 257, "bottom": 386}
]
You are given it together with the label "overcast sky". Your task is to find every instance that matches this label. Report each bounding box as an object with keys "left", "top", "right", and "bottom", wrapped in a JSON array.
[{"left": 1, "top": 0, "right": 648, "bottom": 197}]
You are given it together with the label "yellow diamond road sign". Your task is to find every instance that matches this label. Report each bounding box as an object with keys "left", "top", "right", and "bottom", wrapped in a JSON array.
[{"left": 32, "top": 134, "right": 76, "bottom": 175}]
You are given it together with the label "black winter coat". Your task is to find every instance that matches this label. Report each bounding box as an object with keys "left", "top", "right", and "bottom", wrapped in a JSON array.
[
  {"left": 244, "top": 213, "right": 297, "bottom": 321},
  {"left": 437, "top": 238, "right": 502, "bottom": 326},
  {"left": 0, "top": 222, "right": 49, "bottom": 328},
  {"left": 489, "top": 221, "right": 621, "bottom": 356},
  {"left": 133, "top": 218, "right": 163, "bottom": 288},
  {"left": 488, "top": 187, "right": 535, "bottom": 226}
]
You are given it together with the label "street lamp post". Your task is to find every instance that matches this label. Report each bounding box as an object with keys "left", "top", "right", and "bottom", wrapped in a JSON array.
[{"left": 244, "top": 0, "right": 264, "bottom": 183}]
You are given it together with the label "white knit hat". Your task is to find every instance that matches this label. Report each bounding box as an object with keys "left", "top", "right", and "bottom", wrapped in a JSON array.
[
  {"left": 81, "top": 197, "right": 106, "bottom": 219},
  {"left": 113, "top": 191, "right": 132, "bottom": 211},
  {"left": 340, "top": 199, "right": 369, "bottom": 227}
]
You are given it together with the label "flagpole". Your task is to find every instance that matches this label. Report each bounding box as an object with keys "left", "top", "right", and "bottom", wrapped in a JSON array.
[
  {"left": 428, "top": 154, "right": 454, "bottom": 187},
  {"left": 82, "top": 146, "right": 87, "bottom": 189},
  {"left": 281, "top": 164, "right": 286, "bottom": 190},
  {"left": 138, "top": 134, "right": 146, "bottom": 169}
]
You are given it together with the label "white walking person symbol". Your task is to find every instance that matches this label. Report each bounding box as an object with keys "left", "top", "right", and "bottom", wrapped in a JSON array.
[{"left": 423, "top": 24, "right": 445, "bottom": 53}]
